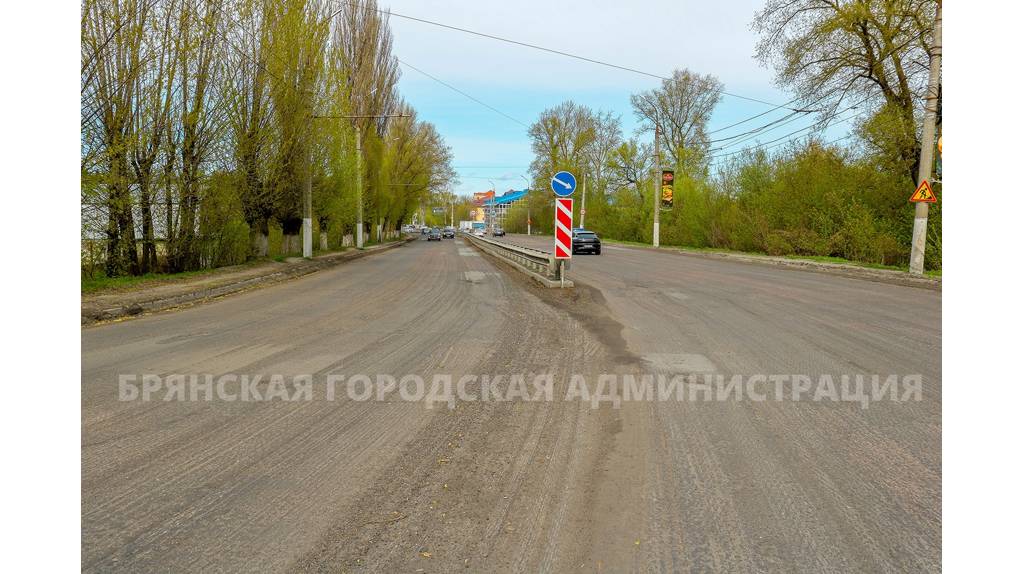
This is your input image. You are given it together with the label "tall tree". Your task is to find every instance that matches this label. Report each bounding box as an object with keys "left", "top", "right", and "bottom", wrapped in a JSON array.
[
  {"left": 528, "top": 100, "right": 598, "bottom": 179},
  {"left": 630, "top": 69, "right": 722, "bottom": 176},
  {"left": 168, "top": 0, "right": 225, "bottom": 271},
  {"left": 336, "top": 0, "right": 399, "bottom": 136},
  {"left": 224, "top": 0, "right": 276, "bottom": 256},
  {"left": 82, "top": 0, "right": 150, "bottom": 276},
  {"left": 130, "top": 0, "right": 178, "bottom": 272},
  {"left": 753, "top": 0, "right": 937, "bottom": 181},
  {"left": 583, "top": 110, "right": 623, "bottom": 200},
  {"left": 265, "top": 0, "right": 329, "bottom": 240}
]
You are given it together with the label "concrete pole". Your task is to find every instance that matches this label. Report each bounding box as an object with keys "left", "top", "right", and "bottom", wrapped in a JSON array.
[
  {"left": 580, "top": 173, "right": 587, "bottom": 229},
  {"left": 520, "top": 175, "right": 531, "bottom": 235},
  {"left": 488, "top": 179, "right": 496, "bottom": 233},
  {"left": 355, "top": 127, "right": 364, "bottom": 249},
  {"left": 909, "top": 0, "right": 942, "bottom": 275},
  {"left": 303, "top": 124, "right": 313, "bottom": 258},
  {"left": 653, "top": 124, "right": 661, "bottom": 248}
]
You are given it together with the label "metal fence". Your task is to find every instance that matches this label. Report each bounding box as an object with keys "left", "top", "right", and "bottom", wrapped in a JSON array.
[{"left": 461, "top": 232, "right": 565, "bottom": 284}]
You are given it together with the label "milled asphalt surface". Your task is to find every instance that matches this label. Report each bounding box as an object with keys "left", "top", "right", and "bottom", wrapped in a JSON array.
[
  {"left": 82, "top": 233, "right": 941, "bottom": 572},
  {"left": 495, "top": 233, "right": 941, "bottom": 572}
]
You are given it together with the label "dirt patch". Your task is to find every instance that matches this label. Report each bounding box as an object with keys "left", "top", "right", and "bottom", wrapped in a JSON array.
[{"left": 472, "top": 242, "right": 640, "bottom": 368}]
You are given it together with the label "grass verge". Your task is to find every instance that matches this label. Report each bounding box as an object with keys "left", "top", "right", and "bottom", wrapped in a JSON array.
[{"left": 82, "top": 268, "right": 231, "bottom": 294}]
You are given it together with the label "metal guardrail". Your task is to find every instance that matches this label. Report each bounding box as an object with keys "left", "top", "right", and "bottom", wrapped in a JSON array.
[{"left": 460, "top": 231, "right": 565, "bottom": 284}]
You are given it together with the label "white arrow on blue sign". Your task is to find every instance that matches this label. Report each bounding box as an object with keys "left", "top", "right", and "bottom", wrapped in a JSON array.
[{"left": 550, "top": 171, "right": 577, "bottom": 196}]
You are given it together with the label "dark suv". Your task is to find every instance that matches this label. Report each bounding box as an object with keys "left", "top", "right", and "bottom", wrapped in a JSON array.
[
  {"left": 427, "top": 227, "right": 442, "bottom": 241},
  {"left": 442, "top": 227, "right": 455, "bottom": 239},
  {"left": 571, "top": 230, "right": 601, "bottom": 254}
]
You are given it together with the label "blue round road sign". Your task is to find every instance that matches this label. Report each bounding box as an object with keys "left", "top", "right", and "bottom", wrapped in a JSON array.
[{"left": 550, "top": 171, "right": 577, "bottom": 196}]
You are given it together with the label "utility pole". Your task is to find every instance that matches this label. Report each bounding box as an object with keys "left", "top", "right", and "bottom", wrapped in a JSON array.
[
  {"left": 652, "top": 123, "right": 661, "bottom": 248},
  {"left": 311, "top": 112, "right": 408, "bottom": 250},
  {"left": 909, "top": 0, "right": 942, "bottom": 275},
  {"left": 355, "top": 127, "right": 364, "bottom": 248},
  {"left": 580, "top": 173, "right": 587, "bottom": 229},
  {"left": 303, "top": 130, "right": 314, "bottom": 258},
  {"left": 520, "top": 175, "right": 531, "bottom": 235},
  {"left": 488, "top": 179, "right": 496, "bottom": 233}
]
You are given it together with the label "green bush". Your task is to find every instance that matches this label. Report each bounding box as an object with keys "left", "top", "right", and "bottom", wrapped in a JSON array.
[{"left": 764, "top": 231, "right": 794, "bottom": 256}]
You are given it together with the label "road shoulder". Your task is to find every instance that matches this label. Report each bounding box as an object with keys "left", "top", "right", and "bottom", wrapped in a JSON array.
[{"left": 81, "top": 239, "right": 413, "bottom": 325}]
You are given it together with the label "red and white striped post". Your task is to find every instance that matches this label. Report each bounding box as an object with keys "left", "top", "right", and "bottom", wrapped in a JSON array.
[
  {"left": 554, "top": 197, "right": 573, "bottom": 285},
  {"left": 554, "top": 198, "right": 573, "bottom": 258}
]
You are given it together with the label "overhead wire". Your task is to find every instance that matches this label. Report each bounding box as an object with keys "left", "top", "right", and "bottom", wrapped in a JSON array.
[
  {"left": 339, "top": 0, "right": 796, "bottom": 110},
  {"left": 396, "top": 58, "right": 529, "bottom": 128}
]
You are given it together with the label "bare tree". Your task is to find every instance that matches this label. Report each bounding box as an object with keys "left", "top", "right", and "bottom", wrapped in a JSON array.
[
  {"left": 630, "top": 69, "right": 723, "bottom": 176},
  {"left": 583, "top": 110, "right": 622, "bottom": 198},
  {"left": 605, "top": 139, "right": 653, "bottom": 194}
]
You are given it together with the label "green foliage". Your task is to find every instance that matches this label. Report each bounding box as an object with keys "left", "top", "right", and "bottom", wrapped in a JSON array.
[
  {"left": 198, "top": 172, "right": 251, "bottom": 268},
  {"left": 83, "top": 0, "right": 456, "bottom": 277},
  {"left": 570, "top": 138, "right": 940, "bottom": 271},
  {"left": 267, "top": 222, "right": 284, "bottom": 258}
]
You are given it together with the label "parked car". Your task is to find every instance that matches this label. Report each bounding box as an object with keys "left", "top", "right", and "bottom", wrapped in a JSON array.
[
  {"left": 442, "top": 226, "right": 456, "bottom": 239},
  {"left": 427, "top": 227, "right": 442, "bottom": 241},
  {"left": 492, "top": 227, "right": 505, "bottom": 237},
  {"left": 421, "top": 227, "right": 430, "bottom": 235},
  {"left": 571, "top": 229, "right": 601, "bottom": 254}
]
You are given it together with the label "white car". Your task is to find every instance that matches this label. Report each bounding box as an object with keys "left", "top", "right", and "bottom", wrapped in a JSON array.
[{"left": 472, "top": 228, "right": 485, "bottom": 237}]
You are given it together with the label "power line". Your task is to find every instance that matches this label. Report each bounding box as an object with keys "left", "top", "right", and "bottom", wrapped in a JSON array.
[
  {"left": 707, "top": 92, "right": 874, "bottom": 160},
  {"left": 452, "top": 165, "right": 530, "bottom": 169},
  {"left": 397, "top": 58, "right": 529, "bottom": 128},
  {"left": 711, "top": 110, "right": 817, "bottom": 151},
  {"left": 710, "top": 109, "right": 864, "bottom": 162},
  {"left": 703, "top": 36, "right": 922, "bottom": 141},
  {"left": 344, "top": 1, "right": 795, "bottom": 110},
  {"left": 708, "top": 110, "right": 804, "bottom": 144},
  {"left": 706, "top": 98, "right": 804, "bottom": 135}
]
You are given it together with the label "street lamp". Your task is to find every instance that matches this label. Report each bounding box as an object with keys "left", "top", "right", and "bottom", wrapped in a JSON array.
[
  {"left": 487, "top": 179, "right": 496, "bottom": 233},
  {"left": 519, "top": 175, "right": 531, "bottom": 236}
]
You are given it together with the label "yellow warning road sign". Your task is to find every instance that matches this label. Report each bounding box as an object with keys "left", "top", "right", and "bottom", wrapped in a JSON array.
[{"left": 910, "top": 180, "right": 937, "bottom": 203}]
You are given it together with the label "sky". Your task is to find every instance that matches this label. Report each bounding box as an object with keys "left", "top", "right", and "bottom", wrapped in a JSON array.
[{"left": 382, "top": 0, "right": 844, "bottom": 197}]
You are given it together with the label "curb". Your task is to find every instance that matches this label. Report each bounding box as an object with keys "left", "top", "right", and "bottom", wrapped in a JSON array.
[
  {"left": 665, "top": 249, "right": 941, "bottom": 291},
  {"left": 82, "top": 238, "right": 414, "bottom": 326},
  {"left": 591, "top": 239, "right": 942, "bottom": 291}
]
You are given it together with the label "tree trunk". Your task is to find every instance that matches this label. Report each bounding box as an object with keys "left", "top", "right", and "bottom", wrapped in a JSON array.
[
  {"left": 137, "top": 167, "right": 157, "bottom": 273},
  {"left": 105, "top": 150, "right": 139, "bottom": 277}
]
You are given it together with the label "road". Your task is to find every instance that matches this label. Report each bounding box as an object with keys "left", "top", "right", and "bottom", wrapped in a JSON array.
[{"left": 82, "top": 234, "right": 941, "bottom": 572}]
